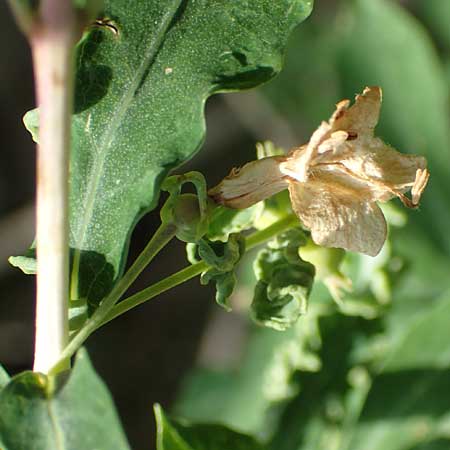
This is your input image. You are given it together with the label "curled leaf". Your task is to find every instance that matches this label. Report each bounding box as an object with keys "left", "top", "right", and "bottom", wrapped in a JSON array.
[
  {"left": 187, "top": 234, "right": 245, "bottom": 310},
  {"left": 251, "top": 228, "right": 315, "bottom": 330}
]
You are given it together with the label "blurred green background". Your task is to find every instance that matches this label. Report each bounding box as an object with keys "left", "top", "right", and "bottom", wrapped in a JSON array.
[{"left": 2, "top": 0, "right": 450, "bottom": 449}]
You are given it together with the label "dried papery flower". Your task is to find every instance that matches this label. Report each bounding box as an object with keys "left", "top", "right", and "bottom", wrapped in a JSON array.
[{"left": 209, "top": 87, "right": 429, "bottom": 256}]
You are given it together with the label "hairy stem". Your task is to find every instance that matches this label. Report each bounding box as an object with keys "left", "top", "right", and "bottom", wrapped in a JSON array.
[{"left": 32, "top": 1, "right": 79, "bottom": 374}]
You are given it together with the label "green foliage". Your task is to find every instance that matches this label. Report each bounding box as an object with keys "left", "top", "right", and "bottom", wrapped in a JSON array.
[
  {"left": 0, "top": 349, "right": 129, "bottom": 450},
  {"left": 0, "top": 364, "right": 10, "bottom": 391},
  {"left": 9, "top": 0, "right": 450, "bottom": 448},
  {"left": 270, "top": 292, "right": 450, "bottom": 450},
  {"left": 15, "top": 0, "right": 313, "bottom": 310},
  {"left": 411, "top": 0, "right": 450, "bottom": 53},
  {"left": 187, "top": 234, "right": 245, "bottom": 310},
  {"left": 155, "top": 404, "right": 268, "bottom": 450},
  {"left": 8, "top": 246, "right": 36, "bottom": 275},
  {"left": 207, "top": 204, "right": 263, "bottom": 242},
  {"left": 174, "top": 304, "right": 326, "bottom": 437},
  {"left": 252, "top": 228, "right": 315, "bottom": 330}
]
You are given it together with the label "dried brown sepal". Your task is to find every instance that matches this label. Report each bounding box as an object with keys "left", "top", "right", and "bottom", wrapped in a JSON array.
[{"left": 208, "top": 156, "right": 288, "bottom": 209}]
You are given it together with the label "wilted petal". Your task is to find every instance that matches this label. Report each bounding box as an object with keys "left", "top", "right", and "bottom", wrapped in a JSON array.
[
  {"left": 411, "top": 168, "right": 430, "bottom": 206},
  {"left": 330, "top": 86, "right": 381, "bottom": 134},
  {"left": 281, "top": 131, "right": 350, "bottom": 182},
  {"left": 288, "top": 181, "right": 387, "bottom": 256},
  {"left": 208, "top": 157, "right": 288, "bottom": 209},
  {"left": 339, "top": 139, "right": 428, "bottom": 205},
  {"left": 286, "top": 121, "right": 332, "bottom": 182}
]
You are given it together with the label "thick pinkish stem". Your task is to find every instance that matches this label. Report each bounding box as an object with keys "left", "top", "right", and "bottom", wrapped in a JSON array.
[{"left": 31, "top": 0, "right": 78, "bottom": 374}]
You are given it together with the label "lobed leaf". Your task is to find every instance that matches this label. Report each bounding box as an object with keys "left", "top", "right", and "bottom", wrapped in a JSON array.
[{"left": 41, "top": 0, "right": 311, "bottom": 308}]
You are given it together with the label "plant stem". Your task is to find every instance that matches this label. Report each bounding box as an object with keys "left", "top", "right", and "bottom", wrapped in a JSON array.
[
  {"left": 101, "top": 213, "right": 299, "bottom": 326},
  {"left": 245, "top": 214, "right": 298, "bottom": 249},
  {"left": 50, "top": 222, "right": 176, "bottom": 374},
  {"left": 102, "top": 223, "right": 177, "bottom": 307},
  {"left": 51, "top": 213, "right": 297, "bottom": 371},
  {"left": 31, "top": 1, "right": 78, "bottom": 374},
  {"left": 101, "top": 261, "right": 209, "bottom": 325}
]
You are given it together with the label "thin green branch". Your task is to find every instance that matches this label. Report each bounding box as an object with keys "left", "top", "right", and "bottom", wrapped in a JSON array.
[
  {"left": 101, "top": 213, "right": 299, "bottom": 327},
  {"left": 51, "top": 213, "right": 298, "bottom": 373},
  {"left": 101, "top": 261, "right": 209, "bottom": 326},
  {"left": 106, "top": 223, "right": 177, "bottom": 305},
  {"left": 49, "top": 222, "right": 176, "bottom": 375}
]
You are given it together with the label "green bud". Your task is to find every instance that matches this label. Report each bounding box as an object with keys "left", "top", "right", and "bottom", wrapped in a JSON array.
[
  {"left": 160, "top": 172, "right": 209, "bottom": 243},
  {"left": 170, "top": 194, "right": 205, "bottom": 243}
]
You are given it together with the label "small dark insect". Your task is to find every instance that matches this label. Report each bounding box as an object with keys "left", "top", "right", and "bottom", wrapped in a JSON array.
[{"left": 92, "top": 18, "right": 119, "bottom": 36}]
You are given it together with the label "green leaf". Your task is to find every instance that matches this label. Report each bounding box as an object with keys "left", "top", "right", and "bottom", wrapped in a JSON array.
[
  {"left": 382, "top": 290, "right": 450, "bottom": 371},
  {"left": 412, "top": 0, "right": 450, "bottom": 51},
  {"left": 155, "top": 404, "right": 268, "bottom": 450},
  {"left": 269, "top": 288, "right": 450, "bottom": 450},
  {"left": 174, "top": 304, "right": 327, "bottom": 439},
  {"left": 410, "top": 441, "right": 450, "bottom": 450},
  {"left": 207, "top": 204, "right": 263, "bottom": 242},
  {"left": 46, "top": 0, "right": 312, "bottom": 307},
  {"left": 0, "top": 364, "right": 10, "bottom": 391},
  {"left": 345, "top": 293, "right": 450, "bottom": 450},
  {"left": 0, "top": 349, "right": 130, "bottom": 450},
  {"left": 197, "top": 235, "right": 244, "bottom": 273},
  {"left": 252, "top": 228, "right": 315, "bottom": 330},
  {"left": 200, "top": 269, "right": 236, "bottom": 311},
  {"left": 8, "top": 246, "right": 36, "bottom": 275}
]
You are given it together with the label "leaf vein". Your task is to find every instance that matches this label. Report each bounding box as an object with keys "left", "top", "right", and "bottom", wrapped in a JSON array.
[{"left": 72, "top": 0, "right": 184, "bottom": 273}]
